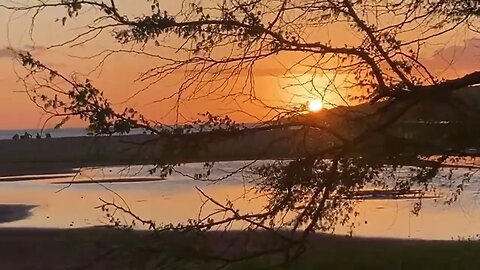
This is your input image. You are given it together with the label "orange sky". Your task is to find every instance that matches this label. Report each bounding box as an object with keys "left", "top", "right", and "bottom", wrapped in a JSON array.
[{"left": 0, "top": 1, "right": 478, "bottom": 129}]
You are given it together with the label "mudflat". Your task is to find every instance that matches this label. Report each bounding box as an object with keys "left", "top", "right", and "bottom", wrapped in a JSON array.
[{"left": 0, "top": 204, "right": 37, "bottom": 224}]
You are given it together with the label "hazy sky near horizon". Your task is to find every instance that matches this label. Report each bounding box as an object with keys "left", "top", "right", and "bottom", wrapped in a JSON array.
[{"left": 0, "top": 1, "right": 478, "bottom": 129}]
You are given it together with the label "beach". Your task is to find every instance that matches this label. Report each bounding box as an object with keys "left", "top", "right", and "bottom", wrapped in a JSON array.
[{"left": 0, "top": 130, "right": 479, "bottom": 268}]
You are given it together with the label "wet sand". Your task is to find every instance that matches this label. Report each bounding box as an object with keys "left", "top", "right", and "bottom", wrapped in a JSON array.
[
  {"left": 0, "top": 166, "right": 80, "bottom": 177},
  {"left": 0, "top": 204, "right": 37, "bottom": 224},
  {"left": 51, "top": 177, "right": 166, "bottom": 185},
  {"left": 0, "top": 174, "right": 75, "bottom": 182}
]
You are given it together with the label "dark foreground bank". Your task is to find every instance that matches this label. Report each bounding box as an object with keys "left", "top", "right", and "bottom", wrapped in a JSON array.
[{"left": 0, "top": 227, "right": 479, "bottom": 269}]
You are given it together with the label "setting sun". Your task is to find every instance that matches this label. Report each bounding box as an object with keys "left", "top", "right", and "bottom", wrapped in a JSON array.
[{"left": 308, "top": 100, "right": 323, "bottom": 112}]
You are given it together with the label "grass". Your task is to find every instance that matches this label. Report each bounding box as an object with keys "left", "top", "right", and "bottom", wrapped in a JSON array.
[
  {"left": 0, "top": 228, "right": 479, "bottom": 269},
  {"left": 296, "top": 238, "right": 480, "bottom": 269},
  {"left": 220, "top": 234, "right": 480, "bottom": 270}
]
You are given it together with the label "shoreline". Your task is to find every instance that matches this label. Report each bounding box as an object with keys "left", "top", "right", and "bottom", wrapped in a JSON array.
[
  {"left": 0, "top": 204, "right": 37, "bottom": 224},
  {"left": 51, "top": 177, "right": 166, "bottom": 184}
]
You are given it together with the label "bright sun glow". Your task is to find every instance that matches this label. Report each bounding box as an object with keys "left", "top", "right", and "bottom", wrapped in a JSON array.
[{"left": 308, "top": 100, "right": 323, "bottom": 112}]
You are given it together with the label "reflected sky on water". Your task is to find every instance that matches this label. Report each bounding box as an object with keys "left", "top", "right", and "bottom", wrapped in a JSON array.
[{"left": 0, "top": 161, "right": 479, "bottom": 240}]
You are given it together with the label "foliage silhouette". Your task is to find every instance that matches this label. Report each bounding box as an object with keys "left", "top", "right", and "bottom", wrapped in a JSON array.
[{"left": 3, "top": 0, "right": 480, "bottom": 268}]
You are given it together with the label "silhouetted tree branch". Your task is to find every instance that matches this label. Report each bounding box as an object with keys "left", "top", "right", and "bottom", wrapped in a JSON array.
[{"left": 3, "top": 0, "right": 480, "bottom": 268}]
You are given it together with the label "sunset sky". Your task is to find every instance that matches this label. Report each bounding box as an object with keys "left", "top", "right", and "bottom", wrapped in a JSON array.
[{"left": 0, "top": 1, "right": 478, "bottom": 129}]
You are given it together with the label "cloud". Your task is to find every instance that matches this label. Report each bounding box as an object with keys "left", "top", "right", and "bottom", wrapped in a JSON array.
[
  {"left": 0, "top": 47, "right": 14, "bottom": 58},
  {"left": 424, "top": 38, "right": 480, "bottom": 73},
  {"left": 0, "top": 44, "right": 48, "bottom": 60},
  {"left": 23, "top": 44, "right": 47, "bottom": 54}
]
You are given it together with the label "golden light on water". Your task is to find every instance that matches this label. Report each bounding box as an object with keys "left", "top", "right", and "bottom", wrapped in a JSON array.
[{"left": 308, "top": 100, "right": 323, "bottom": 112}]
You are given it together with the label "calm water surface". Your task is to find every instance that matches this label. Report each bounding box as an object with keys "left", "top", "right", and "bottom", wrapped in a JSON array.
[
  {"left": 0, "top": 129, "right": 479, "bottom": 240},
  {"left": 0, "top": 162, "right": 479, "bottom": 240}
]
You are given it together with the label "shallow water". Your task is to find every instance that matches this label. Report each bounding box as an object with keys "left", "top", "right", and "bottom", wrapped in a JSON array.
[{"left": 0, "top": 161, "right": 479, "bottom": 240}]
